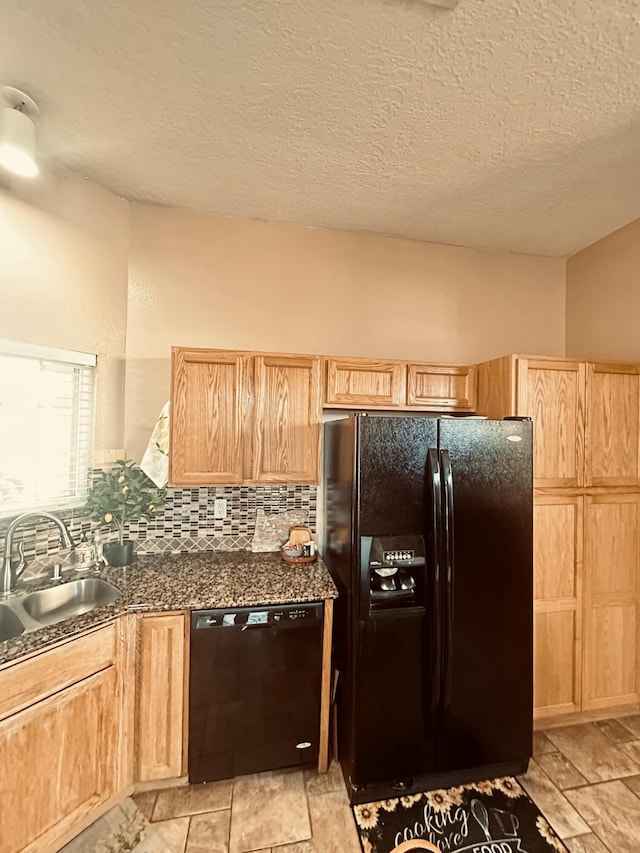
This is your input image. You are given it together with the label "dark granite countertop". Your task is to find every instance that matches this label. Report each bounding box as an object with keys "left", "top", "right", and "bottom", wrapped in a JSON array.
[{"left": 0, "top": 551, "right": 337, "bottom": 668}]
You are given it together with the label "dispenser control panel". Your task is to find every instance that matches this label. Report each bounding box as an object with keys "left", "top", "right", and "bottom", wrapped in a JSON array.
[
  {"left": 364, "top": 534, "right": 426, "bottom": 611},
  {"left": 382, "top": 549, "right": 414, "bottom": 563}
]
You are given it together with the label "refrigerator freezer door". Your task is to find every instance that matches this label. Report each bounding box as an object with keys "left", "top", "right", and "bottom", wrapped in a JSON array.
[
  {"left": 356, "top": 415, "right": 437, "bottom": 537},
  {"left": 349, "top": 415, "right": 439, "bottom": 790},
  {"left": 350, "top": 608, "right": 433, "bottom": 788},
  {"left": 437, "top": 418, "right": 533, "bottom": 772}
]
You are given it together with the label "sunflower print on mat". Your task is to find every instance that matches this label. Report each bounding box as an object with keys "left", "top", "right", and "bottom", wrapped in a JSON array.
[{"left": 353, "top": 777, "right": 568, "bottom": 853}]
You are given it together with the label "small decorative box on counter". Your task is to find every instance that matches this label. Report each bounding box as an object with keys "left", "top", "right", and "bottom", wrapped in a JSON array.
[{"left": 281, "top": 525, "right": 317, "bottom": 565}]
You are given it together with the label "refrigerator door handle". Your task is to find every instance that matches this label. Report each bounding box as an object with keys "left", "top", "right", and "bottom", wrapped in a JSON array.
[
  {"left": 440, "top": 448, "right": 455, "bottom": 715},
  {"left": 427, "top": 448, "right": 443, "bottom": 721}
]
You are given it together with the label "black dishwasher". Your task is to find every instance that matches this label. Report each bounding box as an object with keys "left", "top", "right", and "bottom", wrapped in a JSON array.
[{"left": 188, "top": 602, "right": 323, "bottom": 783}]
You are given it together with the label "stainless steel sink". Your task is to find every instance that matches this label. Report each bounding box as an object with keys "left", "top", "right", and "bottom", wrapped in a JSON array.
[
  {"left": 0, "top": 603, "right": 25, "bottom": 641},
  {"left": 20, "top": 579, "right": 121, "bottom": 627},
  {"left": 0, "top": 577, "right": 123, "bottom": 640}
]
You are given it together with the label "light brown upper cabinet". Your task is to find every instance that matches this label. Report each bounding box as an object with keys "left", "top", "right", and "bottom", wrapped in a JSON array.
[
  {"left": 170, "top": 348, "right": 246, "bottom": 485},
  {"left": 516, "top": 357, "right": 585, "bottom": 489},
  {"left": 170, "top": 347, "right": 322, "bottom": 486},
  {"left": 478, "top": 355, "right": 640, "bottom": 490},
  {"left": 253, "top": 355, "right": 322, "bottom": 483},
  {"left": 407, "top": 363, "right": 477, "bottom": 411},
  {"left": 325, "top": 357, "right": 477, "bottom": 412},
  {"left": 325, "top": 358, "right": 406, "bottom": 408},
  {"left": 585, "top": 362, "right": 640, "bottom": 488}
]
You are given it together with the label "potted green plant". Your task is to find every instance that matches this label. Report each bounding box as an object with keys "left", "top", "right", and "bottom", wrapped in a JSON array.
[{"left": 86, "top": 459, "right": 165, "bottom": 566}]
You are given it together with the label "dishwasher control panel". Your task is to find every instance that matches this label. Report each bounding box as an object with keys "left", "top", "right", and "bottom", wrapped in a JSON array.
[{"left": 192, "top": 602, "right": 323, "bottom": 630}]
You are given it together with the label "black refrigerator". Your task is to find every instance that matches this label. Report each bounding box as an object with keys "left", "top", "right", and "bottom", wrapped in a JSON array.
[{"left": 323, "top": 413, "right": 533, "bottom": 804}]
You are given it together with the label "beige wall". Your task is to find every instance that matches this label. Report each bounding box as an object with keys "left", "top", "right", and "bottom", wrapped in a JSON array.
[
  {"left": 0, "top": 169, "right": 129, "bottom": 455},
  {"left": 125, "top": 204, "right": 566, "bottom": 460},
  {"left": 566, "top": 217, "right": 640, "bottom": 361}
]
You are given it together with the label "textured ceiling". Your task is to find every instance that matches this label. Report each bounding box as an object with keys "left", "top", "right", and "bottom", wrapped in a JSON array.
[{"left": 1, "top": 0, "right": 640, "bottom": 256}]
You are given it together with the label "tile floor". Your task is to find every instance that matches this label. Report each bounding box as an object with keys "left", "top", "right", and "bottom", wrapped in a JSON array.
[
  {"left": 63, "top": 712, "right": 640, "bottom": 852},
  {"left": 521, "top": 712, "right": 640, "bottom": 851},
  {"left": 129, "top": 761, "right": 361, "bottom": 853}
]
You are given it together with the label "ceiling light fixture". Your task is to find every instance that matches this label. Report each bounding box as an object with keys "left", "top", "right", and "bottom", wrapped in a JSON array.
[{"left": 0, "top": 86, "right": 39, "bottom": 178}]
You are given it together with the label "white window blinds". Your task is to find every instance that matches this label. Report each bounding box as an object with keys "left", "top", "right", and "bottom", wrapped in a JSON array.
[{"left": 0, "top": 341, "right": 96, "bottom": 518}]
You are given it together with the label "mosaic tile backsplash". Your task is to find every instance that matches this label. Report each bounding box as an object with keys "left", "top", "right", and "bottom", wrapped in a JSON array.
[{"left": 0, "top": 484, "right": 317, "bottom": 580}]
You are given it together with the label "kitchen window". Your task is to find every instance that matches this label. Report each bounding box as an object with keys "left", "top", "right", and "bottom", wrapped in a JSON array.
[{"left": 0, "top": 340, "right": 96, "bottom": 519}]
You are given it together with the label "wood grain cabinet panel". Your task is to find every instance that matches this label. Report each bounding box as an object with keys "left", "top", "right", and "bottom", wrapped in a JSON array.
[
  {"left": 170, "top": 348, "right": 246, "bottom": 485},
  {"left": 534, "top": 610, "right": 579, "bottom": 716},
  {"left": 475, "top": 355, "right": 517, "bottom": 421},
  {"left": 0, "top": 621, "right": 133, "bottom": 853},
  {"left": 136, "top": 612, "right": 188, "bottom": 782},
  {"left": 583, "top": 494, "right": 640, "bottom": 710},
  {"left": 584, "top": 602, "right": 638, "bottom": 710},
  {"left": 516, "top": 358, "right": 585, "bottom": 488},
  {"left": 586, "top": 496, "right": 640, "bottom": 597},
  {"left": 253, "top": 355, "right": 322, "bottom": 484},
  {"left": 325, "top": 358, "right": 406, "bottom": 408},
  {"left": 406, "top": 363, "right": 477, "bottom": 411},
  {"left": 534, "top": 496, "right": 581, "bottom": 601},
  {"left": 0, "top": 666, "right": 118, "bottom": 853},
  {"left": 533, "top": 495, "right": 583, "bottom": 718},
  {"left": 0, "top": 622, "right": 116, "bottom": 721},
  {"left": 585, "top": 362, "right": 640, "bottom": 487}
]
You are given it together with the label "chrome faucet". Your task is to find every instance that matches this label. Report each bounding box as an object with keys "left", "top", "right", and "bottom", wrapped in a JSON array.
[{"left": 1, "top": 512, "right": 75, "bottom": 596}]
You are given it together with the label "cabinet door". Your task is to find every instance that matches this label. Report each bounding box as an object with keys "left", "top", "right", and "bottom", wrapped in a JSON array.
[
  {"left": 325, "top": 358, "right": 406, "bottom": 408},
  {"left": 0, "top": 668, "right": 117, "bottom": 853},
  {"left": 406, "top": 363, "right": 477, "bottom": 411},
  {"left": 583, "top": 494, "right": 640, "bottom": 710},
  {"left": 252, "top": 355, "right": 322, "bottom": 484},
  {"left": 170, "top": 348, "right": 246, "bottom": 485},
  {"left": 533, "top": 496, "right": 583, "bottom": 718},
  {"left": 516, "top": 358, "right": 585, "bottom": 488},
  {"left": 136, "top": 613, "right": 187, "bottom": 782},
  {"left": 585, "top": 362, "right": 640, "bottom": 487}
]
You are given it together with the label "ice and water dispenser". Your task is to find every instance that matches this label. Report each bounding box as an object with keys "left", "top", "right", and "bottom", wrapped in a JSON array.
[{"left": 361, "top": 534, "right": 426, "bottom": 612}]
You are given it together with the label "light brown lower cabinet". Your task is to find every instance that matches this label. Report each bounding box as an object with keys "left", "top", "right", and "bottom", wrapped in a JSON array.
[
  {"left": 582, "top": 493, "right": 640, "bottom": 710},
  {"left": 0, "top": 601, "right": 332, "bottom": 851},
  {"left": 0, "top": 620, "right": 134, "bottom": 853},
  {"left": 134, "top": 606, "right": 333, "bottom": 780},
  {"left": 136, "top": 611, "right": 188, "bottom": 782},
  {"left": 533, "top": 495, "right": 583, "bottom": 719},
  {"left": 533, "top": 491, "right": 640, "bottom": 721}
]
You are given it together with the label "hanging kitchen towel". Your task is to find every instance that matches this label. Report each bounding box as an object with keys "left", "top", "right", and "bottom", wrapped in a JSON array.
[{"left": 140, "top": 401, "right": 170, "bottom": 488}]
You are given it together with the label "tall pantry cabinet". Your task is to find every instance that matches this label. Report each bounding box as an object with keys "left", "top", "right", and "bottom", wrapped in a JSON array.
[{"left": 477, "top": 355, "right": 640, "bottom": 720}]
